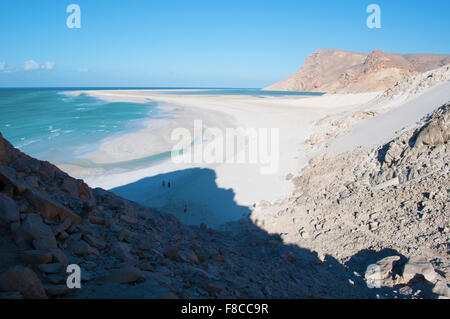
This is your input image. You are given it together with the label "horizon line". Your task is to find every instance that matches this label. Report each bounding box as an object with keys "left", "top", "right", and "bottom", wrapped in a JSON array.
[{"left": 0, "top": 86, "right": 262, "bottom": 90}]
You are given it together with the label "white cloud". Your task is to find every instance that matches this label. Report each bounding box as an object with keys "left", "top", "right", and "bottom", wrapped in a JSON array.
[
  {"left": 23, "top": 60, "right": 56, "bottom": 71},
  {"left": 41, "top": 61, "right": 56, "bottom": 70},
  {"left": 0, "top": 61, "right": 5, "bottom": 71},
  {"left": 77, "top": 67, "right": 89, "bottom": 73},
  {"left": 24, "top": 60, "right": 40, "bottom": 71}
]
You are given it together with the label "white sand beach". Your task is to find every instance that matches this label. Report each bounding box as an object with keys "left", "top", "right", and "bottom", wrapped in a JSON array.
[
  {"left": 59, "top": 89, "right": 379, "bottom": 227},
  {"left": 60, "top": 80, "right": 449, "bottom": 228}
]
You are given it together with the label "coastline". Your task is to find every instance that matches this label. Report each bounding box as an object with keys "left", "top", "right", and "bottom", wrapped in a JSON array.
[
  {"left": 59, "top": 89, "right": 380, "bottom": 227},
  {"left": 64, "top": 83, "right": 450, "bottom": 228}
]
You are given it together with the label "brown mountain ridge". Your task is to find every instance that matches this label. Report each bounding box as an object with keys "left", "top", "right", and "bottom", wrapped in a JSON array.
[{"left": 264, "top": 49, "right": 450, "bottom": 93}]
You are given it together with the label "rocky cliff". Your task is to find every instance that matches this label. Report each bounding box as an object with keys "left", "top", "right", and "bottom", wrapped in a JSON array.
[{"left": 264, "top": 49, "right": 450, "bottom": 93}]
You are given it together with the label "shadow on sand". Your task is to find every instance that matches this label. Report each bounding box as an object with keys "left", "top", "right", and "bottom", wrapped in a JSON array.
[
  {"left": 109, "top": 167, "right": 430, "bottom": 298},
  {"left": 111, "top": 167, "right": 252, "bottom": 228}
]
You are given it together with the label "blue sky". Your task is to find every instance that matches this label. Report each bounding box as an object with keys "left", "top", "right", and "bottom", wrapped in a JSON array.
[{"left": 0, "top": 0, "right": 449, "bottom": 87}]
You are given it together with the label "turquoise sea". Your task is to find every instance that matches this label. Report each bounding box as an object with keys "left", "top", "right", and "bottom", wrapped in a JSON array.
[
  {"left": 0, "top": 88, "right": 165, "bottom": 164},
  {"left": 0, "top": 88, "right": 322, "bottom": 168}
]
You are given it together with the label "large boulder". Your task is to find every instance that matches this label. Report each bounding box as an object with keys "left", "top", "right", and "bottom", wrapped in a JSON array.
[
  {"left": 0, "top": 165, "right": 27, "bottom": 194},
  {"left": 13, "top": 214, "right": 56, "bottom": 249},
  {"left": 401, "top": 256, "right": 438, "bottom": 284},
  {"left": 383, "top": 141, "right": 405, "bottom": 165},
  {"left": 0, "top": 266, "right": 47, "bottom": 299},
  {"left": 414, "top": 121, "right": 449, "bottom": 147},
  {"left": 17, "top": 213, "right": 57, "bottom": 248},
  {"left": 69, "top": 240, "right": 99, "bottom": 257},
  {"left": 365, "top": 256, "right": 400, "bottom": 288},
  {"left": 61, "top": 177, "right": 96, "bottom": 206},
  {"left": 25, "top": 189, "right": 81, "bottom": 223},
  {"left": 432, "top": 280, "right": 450, "bottom": 298},
  {"left": 0, "top": 193, "right": 20, "bottom": 223}
]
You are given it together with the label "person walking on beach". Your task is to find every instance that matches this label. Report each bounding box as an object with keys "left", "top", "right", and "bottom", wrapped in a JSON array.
[{"left": 168, "top": 181, "right": 171, "bottom": 188}]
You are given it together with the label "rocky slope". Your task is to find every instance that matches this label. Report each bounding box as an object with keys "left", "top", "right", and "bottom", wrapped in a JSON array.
[
  {"left": 253, "top": 103, "right": 450, "bottom": 298},
  {"left": 0, "top": 130, "right": 389, "bottom": 299},
  {"left": 264, "top": 49, "right": 450, "bottom": 93},
  {"left": 379, "top": 64, "right": 450, "bottom": 102}
]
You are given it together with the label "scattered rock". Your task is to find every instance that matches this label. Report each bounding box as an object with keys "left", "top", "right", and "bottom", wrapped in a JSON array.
[
  {"left": 120, "top": 215, "right": 138, "bottom": 225},
  {"left": 0, "top": 165, "right": 28, "bottom": 193},
  {"left": 18, "top": 213, "right": 57, "bottom": 248},
  {"left": 0, "top": 193, "right": 20, "bottom": 223},
  {"left": 203, "top": 281, "right": 225, "bottom": 294},
  {"left": 83, "top": 234, "right": 106, "bottom": 250},
  {"left": 414, "top": 121, "right": 448, "bottom": 147},
  {"left": 163, "top": 247, "right": 182, "bottom": 262},
  {"left": 54, "top": 218, "right": 72, "bottom": 236},
  {"left": 401, "top": 256, "right": 438, "bottom": 284},
  {"left": 25, "top": 189, "right": 81, "bottom": 223},
  {"left": 88, "top": 216, "right": 104, "bottom": 225},
  {"left": 45, "top": 274, "right": 66, "bottom": 285},
  {"left": 36, "top": 263, "right": 64, "bottom": 274},
  {"left": 179, "top": 249, "right": 199, "bottom": 264},
  {"left": 69, "top": 240, "right": 99, "bottom": 257},
  {"left": 371, "top": 177, "right": 399, "bottom": 190},
  {"left": 365, "top": 256, "right": 400, "bottom": 288},
  {"left": 398, "top": 286, "right": 413, "bottom": 296},
  {"left": 20, "top": 250, "right": 53, "bottom": 264},
  {"left": 44, "top": 284, "right": 73, "bottom": 297},
  {"left": 32, "top": 238, "right": 57, "bottom": 250},
  {"left": 105, "top": 265, "right": 144, "bottom": 284},
  {"left": 0, "top": 266, "right": 47, "bottom": 299},
  {"left": 49, "top": 248, "right": 69, "bottom": 265},
  {"left": 111, "top": 242, "right": 137, "bottom": 264},
  {"left": 432, "top": 280, "right": 450, "bottom": 298},
  {"left": 118, "top": 229, "right": 134, "bottom": 242}
]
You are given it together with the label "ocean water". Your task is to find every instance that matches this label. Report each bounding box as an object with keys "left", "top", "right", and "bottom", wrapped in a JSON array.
[
  {"left": 0, "top": 87, "right": 321, "bottom": 171},
  {"left": 0, "top": 88, "right": 164, "bottom": 164}
]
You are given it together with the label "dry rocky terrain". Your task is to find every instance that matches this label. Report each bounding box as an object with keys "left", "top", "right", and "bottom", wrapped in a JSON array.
[
  {"left": 0, "top": 130, "right": 393, "bottom": 299},
  {"left": 253, "top": 103, "right": 450, "bottom": 298}
]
